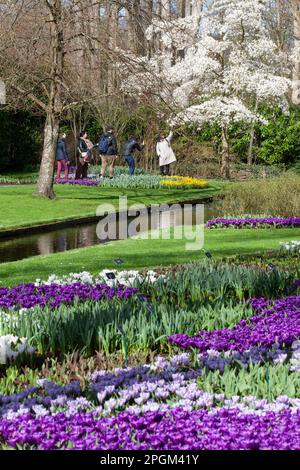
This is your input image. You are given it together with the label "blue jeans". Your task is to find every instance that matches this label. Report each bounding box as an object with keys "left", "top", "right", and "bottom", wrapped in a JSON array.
[{"left": 124, "top": 155, "right": 135, "bottom": 175}]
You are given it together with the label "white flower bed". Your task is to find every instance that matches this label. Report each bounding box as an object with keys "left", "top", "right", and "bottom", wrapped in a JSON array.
[
  {"left": 35, "top": 269, "right": 163, "bottom": 288},
  {"left": 0, "top": 335, "right": 35, "bottom": 364},
  {"left": 280, "top": 241, "right": 300, "bottom": 253}
]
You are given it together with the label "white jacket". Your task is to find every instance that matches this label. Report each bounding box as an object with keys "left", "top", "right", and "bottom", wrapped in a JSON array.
[{"left": 156, "top": 131, "right": 176, "bottom": 167}]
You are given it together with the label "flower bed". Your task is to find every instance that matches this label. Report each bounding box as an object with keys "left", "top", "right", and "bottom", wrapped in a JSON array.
[
  {"left": 0, "top": 175, "right": 37, "bottom": 185},
  {"left": 280, "top": 240, "right": 300, "bottom": 254},
  {"left": 168, "top": 296, "right": 300, "bottom": 352},
  {"left": 1, "top": 407, "right": 300, "bottom": 450},
  {"left": 2, "top": 345, "right": 300, "bottom": 419},
  {"left": 55, "top": 179, "right": 98, "bottom": 186},
  {"left": 100, "top": 174, "right": 162, "bottom": 189},
  {"left": 1, "top": 341, "right": 300, "bottom": 449},
  {"left": 206, "top": 217, "right": 300, "bottom": 229},
  {"left": 54, "top": 173, "right": 209, "bottom": 190},
  {"left": 0, "top": 264, "right": 295, "bottom": 357},
  {"left": 36, "top": 269, "right": 162, "bottom": 288},
  {"left": 0, "top": 282, "right": 138, "bottom": 310},
  {"left": 160, "top": 176, "right": 208, "bottom": 189},
  {"left": 0, "top": 335, "right": 34, "bottom": 364},
  {"left": 1, "top": 258, "right": 300, "bottom": 450}
]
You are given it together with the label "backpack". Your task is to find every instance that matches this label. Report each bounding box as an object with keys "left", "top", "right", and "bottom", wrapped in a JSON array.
[{"left": 98, "top": 135, "right": 111, "bottom": 154}]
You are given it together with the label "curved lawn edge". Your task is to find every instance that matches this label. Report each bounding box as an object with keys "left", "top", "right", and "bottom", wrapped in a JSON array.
[
  {"left": 0, "top": 197, "right": 215, "bottom": 239},
  {"left": 0, "top": 183, "right": 224, "bottom": 234},
  {"left": 0, "top": 227, "right": 299, "bottom": 287}
]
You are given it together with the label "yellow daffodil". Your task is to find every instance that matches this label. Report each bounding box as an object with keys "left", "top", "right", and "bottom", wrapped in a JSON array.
[{"left": 160, "top": 176, "right": 208, "bottom": 189}]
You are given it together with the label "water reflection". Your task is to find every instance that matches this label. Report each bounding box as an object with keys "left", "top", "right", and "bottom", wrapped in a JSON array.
[
  {"left": 0, "top": 203, "right": 220, "bottom": 263},
  {"left": 37, "top": 234, "right": 55, "bottom": 256}
]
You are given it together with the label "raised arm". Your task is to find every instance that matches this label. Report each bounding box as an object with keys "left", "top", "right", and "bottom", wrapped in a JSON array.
[{"left": 167, "top": 131, "right": 173, "bottom": 142}]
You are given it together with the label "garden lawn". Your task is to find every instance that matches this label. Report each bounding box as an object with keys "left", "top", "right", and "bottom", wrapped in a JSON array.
[
  {"left": 0, "top": 227, "right": 299, "bottom": 286},
  {"left": 0, "top": 183, "right": 223, "bottom": 232}
]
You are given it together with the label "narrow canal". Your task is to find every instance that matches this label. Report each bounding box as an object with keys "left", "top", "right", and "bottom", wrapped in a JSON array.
[{"left": 0, "top": 202, "right": 219, "bottom": 263}]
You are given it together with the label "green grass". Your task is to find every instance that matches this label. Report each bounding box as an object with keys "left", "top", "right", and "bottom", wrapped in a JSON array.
[
  {"left": 0, "top": 227, "right": 299, "bottom": 286},
  {"left": 0, "top": 183, "right": 223, "bottom": 232}
]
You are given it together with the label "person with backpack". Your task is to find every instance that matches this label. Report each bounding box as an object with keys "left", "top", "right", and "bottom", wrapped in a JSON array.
[
  {"left": 55, "top": 132, "right": 69, "bottom": 180},
  {"left": 98, "top": 127, "right": 118, "bottom": 179},
  {"left": 156, "top": 129, "right": 176, "bottom": 176},
  {"left": 123, "top": 136, "right": 145, "bottom": 176},
  {"left": 76, "top": 130, "right": 92, "bottom": 180}
]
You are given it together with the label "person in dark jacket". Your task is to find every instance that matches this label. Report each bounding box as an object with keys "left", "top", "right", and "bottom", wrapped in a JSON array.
[
  {"left": 76, "top": 131, "right": 90, "bottom": 180},
  {"left": 123, "top": 136, "right": 145, "bottom": 176},
  {"left": 55, "top": 133, "right": 69, "bottom": 180},
  {"left": 99, "top": 127, "right": 118, "bottom": 179}
]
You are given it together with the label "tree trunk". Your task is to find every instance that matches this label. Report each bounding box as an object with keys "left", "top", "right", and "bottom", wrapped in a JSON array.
[
  {"left": 247, "top": 126, "right": 255, "bottom": 166},
  {"left": 276, "top": 0, "right": 284, "bottom": 49},
  {"left": 247, "top": 97, "right": 258, "bottom": 165},
  {"left": 221, "top": 125, "right": 230, "bottom": 179},
  {"left": 35, "top": 112, "right": 59, "bottom": 199},
  {"left": 180, "top": 0, "right": 186, "bottom": 17},
  {"left": 130, "top": 0, "right": 147, "bottom": 55},
  {"left": 185, "top": 0, "right": 203, "bottom": 16},
  {"left": 107, "top": 3, "right": 118, "bottom": 95},
  {"left": 161, "top": 0, "right": 170, "bottom": 18},
  {"left": 35, "top": 0, "right": 63, "bottom": 199}
]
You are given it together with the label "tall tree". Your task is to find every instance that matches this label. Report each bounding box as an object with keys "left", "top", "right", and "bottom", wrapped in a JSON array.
[
  {"left": 36, "top": 0, "right": 64, "bottom": 198},
  {"left": 0, "top": 1, "right": 67, "bottom": 197}
]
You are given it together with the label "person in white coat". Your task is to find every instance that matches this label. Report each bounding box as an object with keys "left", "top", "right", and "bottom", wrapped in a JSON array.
[{"left": 156, "top": 130, "right": 177, "bottom": 176}]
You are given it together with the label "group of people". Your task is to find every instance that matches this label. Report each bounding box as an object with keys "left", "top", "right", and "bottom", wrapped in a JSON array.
[{"left": 55, "top": 127, "right": 177, "bottom": 181}]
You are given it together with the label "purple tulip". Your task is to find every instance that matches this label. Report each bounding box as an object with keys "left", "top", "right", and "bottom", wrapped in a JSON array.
[{"left": 169, "top": 296, "right": 300, "bottom": 353}]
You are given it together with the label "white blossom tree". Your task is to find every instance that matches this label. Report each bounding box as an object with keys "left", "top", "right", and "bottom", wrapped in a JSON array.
[{"left": 125, "top": 0, "right": 291, "bottom": 178}]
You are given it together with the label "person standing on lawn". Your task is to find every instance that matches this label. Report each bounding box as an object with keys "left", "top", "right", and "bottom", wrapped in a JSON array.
[
  {"left": 98, "top": 127, "right": 118, "bottom": 180},
  {"left": 123, "top": 136, "right": 145, "bottom": 176},
  {"left": 156, "top": 130, "right": 176, "bottom": 176},
  {"left": 85, "top": 137, "right": 95, "bottom": 162},
  {"left": 76, "top": 131, "right": 91, "bottom": 180},
  {"left": 55, "top": 132, "right": 69, "bottom": 180}
]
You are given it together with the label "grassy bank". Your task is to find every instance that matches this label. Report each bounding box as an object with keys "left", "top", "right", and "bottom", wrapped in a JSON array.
[
  {"left": 216, "top": 174, "right": 300, "bottom": 217},
  {"left": 0, "top": 183, "right": 223, "bottom": 232},
  {"left": 0, "top": 227, "right": 299, "bottom": 286}
]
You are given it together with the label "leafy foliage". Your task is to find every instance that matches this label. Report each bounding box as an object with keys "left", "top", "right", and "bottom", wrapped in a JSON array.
[
  {"left": 197, "top": 362, "right": 300, "bottom": 399},
  {"left": 0, "top": 111, "right": 42, "bottom": 172},
  {"left": 255, "top": 106, "right": 300, "bottom": 165},
  {"left": 216, "top": 174, "right": 300, "bottom": 217}
]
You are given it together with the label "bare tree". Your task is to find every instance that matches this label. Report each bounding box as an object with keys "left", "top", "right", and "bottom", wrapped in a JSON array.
[{"left": 0, "top": 0, "right": 122, "bottom": 198}]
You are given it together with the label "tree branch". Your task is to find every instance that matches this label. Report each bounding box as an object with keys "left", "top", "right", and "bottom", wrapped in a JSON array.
[{"left": 11, "top": 84, "right": 47, "bottom": 112}]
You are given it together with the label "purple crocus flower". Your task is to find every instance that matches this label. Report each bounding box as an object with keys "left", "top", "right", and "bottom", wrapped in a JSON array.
[
  {"left": 1, "top": 408, "right": 300, "bottom": 450},
  {"left": 0, "top": 282, "right": 138, "bottom": 311},
  {"left": 206, "top": 217, "right": 300, "bottom": 229},
  {"left": 55, "top": 179, "right": 98, "bottom": 186}
]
